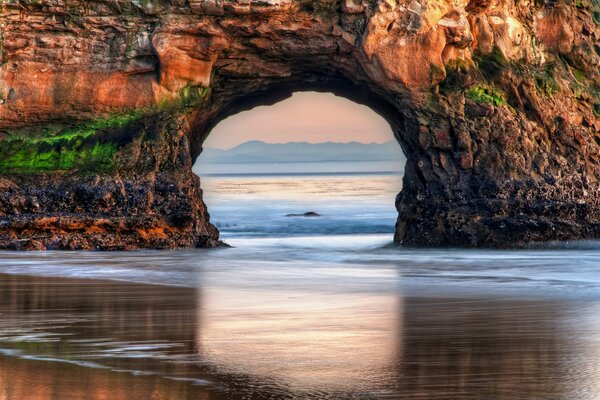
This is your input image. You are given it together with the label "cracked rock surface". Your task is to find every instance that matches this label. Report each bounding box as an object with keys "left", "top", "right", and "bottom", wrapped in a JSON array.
[{"left": 0, "top": 0, "right": 599, "bottom": 249}]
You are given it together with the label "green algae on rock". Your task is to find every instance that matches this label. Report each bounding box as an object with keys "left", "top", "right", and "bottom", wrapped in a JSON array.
[
  {"left": 0, "top": 113, "right": 221, "bottom": 250},
  {"left": 0, "top": 113, "right": 142, "bottom": 173},
  {"left": 466, "top": 85, "right": 507, "bottom": 107}
]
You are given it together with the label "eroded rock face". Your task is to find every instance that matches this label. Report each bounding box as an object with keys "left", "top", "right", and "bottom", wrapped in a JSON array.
[
  {"left": 0, "top": 0, "right": 599, "bottom": 249},
  {"left": 0, "top": 114, "right": 220, "bottom": 249}
]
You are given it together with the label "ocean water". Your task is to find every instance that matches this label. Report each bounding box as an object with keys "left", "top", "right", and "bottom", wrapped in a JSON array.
[
  {"left": 2, "top": 162, "right": 600, "bottom": 399},
  {"left": 201, "top": 170, "right": 401, "bottom": 238}
]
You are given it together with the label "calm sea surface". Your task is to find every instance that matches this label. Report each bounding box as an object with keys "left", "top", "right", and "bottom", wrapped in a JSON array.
[{"left": 2, "top": 161, "right": 600, "bottom": 399}]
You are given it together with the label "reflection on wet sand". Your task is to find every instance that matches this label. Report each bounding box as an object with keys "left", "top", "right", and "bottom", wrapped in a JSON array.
[
  {"left": 0, "top": 274, "right": 599, "bottom": 399},
  {"left": 0, "top": 274, "right": 217, "bottom": 400},
  {"left": 396, "top": 298, "right": 571, "bottom": 399},
  {"left": 198, "top": 287, "right": 402, "bottom": 396},
  {"left": 0, "top": 355, "right": 211, "bottom": 400}
]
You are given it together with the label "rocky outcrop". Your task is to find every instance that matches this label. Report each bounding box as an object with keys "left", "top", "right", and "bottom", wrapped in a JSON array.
[
  {"left": 0, "top": 114, "right": 220, "bottom": 249},
  {"left": 0, "top": 0, "right": 599, "bottom": 249}
]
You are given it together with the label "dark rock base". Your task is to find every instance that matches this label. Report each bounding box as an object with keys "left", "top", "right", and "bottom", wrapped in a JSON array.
[{"left": 0, "top": 172, "right": 220, "bottom": 251}]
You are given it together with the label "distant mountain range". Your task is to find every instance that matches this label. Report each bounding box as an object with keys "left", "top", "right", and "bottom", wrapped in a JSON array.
[{"left": 199, "top": 140, "right": 405, "bottom": 163}]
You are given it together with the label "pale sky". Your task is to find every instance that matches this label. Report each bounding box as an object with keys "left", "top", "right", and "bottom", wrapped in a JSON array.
[{"left": 204, "top": 92, "right": 395, "bottom": 149}]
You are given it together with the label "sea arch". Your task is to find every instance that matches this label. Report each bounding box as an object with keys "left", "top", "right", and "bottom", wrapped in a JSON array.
[{"left": 0, "top": 0, "right": 598, "bottom": 250}]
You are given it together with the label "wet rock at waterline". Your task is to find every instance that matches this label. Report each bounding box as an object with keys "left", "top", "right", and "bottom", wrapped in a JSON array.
[
  {"left": 0, "top": 116, "right": 222, "bottom": 250},
  {"left": 0, "top": 0, "right": 599, "bottom": 249}
]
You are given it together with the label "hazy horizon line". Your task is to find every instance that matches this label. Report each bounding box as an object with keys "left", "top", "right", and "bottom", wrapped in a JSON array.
[{"left": 205, "top": 139, "right": 396, "bottom": 151}]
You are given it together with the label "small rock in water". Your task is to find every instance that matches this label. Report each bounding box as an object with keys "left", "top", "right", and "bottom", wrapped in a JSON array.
[{"left": 285, "top": 211, "right": 322, "bottom": 217}]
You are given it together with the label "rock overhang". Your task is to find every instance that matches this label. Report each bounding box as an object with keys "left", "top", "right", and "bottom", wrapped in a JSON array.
[{"left": 0, "top": 0, "right": 598, "bottom": 249}]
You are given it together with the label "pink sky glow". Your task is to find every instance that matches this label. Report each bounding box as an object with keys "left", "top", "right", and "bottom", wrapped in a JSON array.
[{"left": 204, "top": 92, "right": 395, "bottom": 149}]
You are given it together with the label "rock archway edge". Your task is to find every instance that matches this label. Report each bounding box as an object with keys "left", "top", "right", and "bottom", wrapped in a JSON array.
[
  {"left": 0, "top": 89, "right": 598, "bottom": 250},
  {"left": 0, "top": 0, "right": 598, "bottom": 250}
]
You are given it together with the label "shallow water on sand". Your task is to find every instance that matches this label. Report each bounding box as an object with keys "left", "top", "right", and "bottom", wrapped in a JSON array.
[
  {"left": 2, "top": 273, "right": 600, "bottom": 400},
  {"left": 2, "top": 167, "right": 600, "bottom": 399}
]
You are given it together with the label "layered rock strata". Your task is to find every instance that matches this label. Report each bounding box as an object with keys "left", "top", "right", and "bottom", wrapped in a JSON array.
[{"left": 0, "top": 0, "right": 598, "bottom": 249}]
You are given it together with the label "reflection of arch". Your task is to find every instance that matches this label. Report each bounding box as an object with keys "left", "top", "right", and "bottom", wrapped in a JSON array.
[{"left": 3, "top": 273, "right": 599, "bottom": 399}]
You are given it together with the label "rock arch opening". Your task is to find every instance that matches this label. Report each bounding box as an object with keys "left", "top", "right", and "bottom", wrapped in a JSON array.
[{"left": 192, "top": 91, "right": 406, "bottom": 242}]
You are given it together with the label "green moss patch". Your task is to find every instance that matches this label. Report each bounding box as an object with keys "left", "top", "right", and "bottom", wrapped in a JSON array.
[
  {"left": 574, "top": 0, "right": 591, "bottom": 8},
  {"left": 473, "top": 47, "right": 509, "bottom": 78},
  {"left": 572, "top": 68, "right": 587, "bottom": 83},
  {"left": 532, "top": 63, "right": 560, "bottom": 97},
  {"left": 466, "top": 85, "right": 507, "bottom": 106},
  {"left": 0, "top": 112, "right": 142, "bottom": 174},
  {"left": 158, "top": 84, "right": 210, "bottom": 111},
  {"left": 438, "top": 59, "right": 475, "bottom": 93}
]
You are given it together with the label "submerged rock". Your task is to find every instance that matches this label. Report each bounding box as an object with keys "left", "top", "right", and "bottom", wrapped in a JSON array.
[{"left": 285, "top": 212, "right": 322, "bottom": 218}]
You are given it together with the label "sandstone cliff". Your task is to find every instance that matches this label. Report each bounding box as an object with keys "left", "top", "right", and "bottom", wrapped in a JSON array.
[{"left": 0, "top": 0, "right": 598, "bottom": 249}]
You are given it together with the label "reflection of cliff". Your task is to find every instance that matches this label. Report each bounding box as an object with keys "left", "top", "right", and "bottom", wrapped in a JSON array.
[
  {"left": 0, "top": 274, "right": 199, "bottom": 344},
  {"left": 0, "top": 355, "right": 211, "bottom": 400},
  {"left": 395, "top": 297, "right": 573, "bottom": 399},
  {"left": 195, "top": 288, "right": 599, "bottom": 399},
  {"left": 0, "top": 274, "right": 216, "bottom": 400}
]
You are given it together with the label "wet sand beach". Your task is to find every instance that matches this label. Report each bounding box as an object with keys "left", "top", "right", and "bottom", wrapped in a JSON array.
[{"left": 1, "top": 272, "right": 600, "bottom": 400}]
